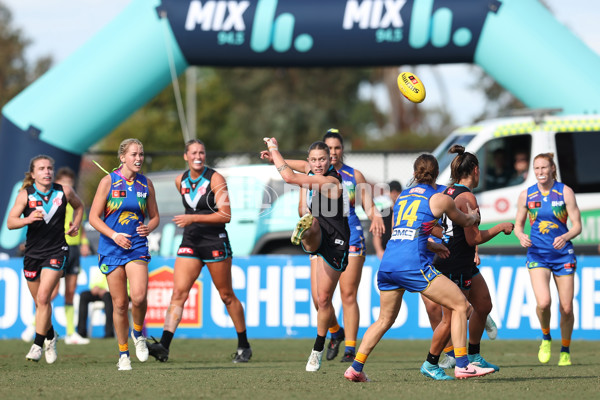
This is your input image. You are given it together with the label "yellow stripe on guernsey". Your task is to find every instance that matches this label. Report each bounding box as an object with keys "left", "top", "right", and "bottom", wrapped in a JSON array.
[
  {"left": 528, "top": 191, "right": 540, "bottom": 198},
  {"left": 112, "top": 179, "right": 123, "bottom": 186},
  {"left": 552, "top": 189, "right": 562, "bottom": 196},
  {"left": 493, "top": 118, "right": 600, "bottom": 137},
  {"left": 136, "top": 179, "right": 147, "bottom": 188}
]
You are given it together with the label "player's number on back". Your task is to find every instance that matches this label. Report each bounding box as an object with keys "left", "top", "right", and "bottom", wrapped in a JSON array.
[{"left": 395, "top": 200, "right": 421, "bottom": 227}]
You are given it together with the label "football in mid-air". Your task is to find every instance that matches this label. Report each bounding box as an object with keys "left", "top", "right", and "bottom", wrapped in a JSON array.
[{"left": 397, "top": 72, "right": 426, "bottom": 103}]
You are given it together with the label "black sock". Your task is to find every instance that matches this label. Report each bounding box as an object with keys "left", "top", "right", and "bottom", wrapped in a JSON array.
[
  {"left": 237, "top": 330, "right": 250, "bottom": 349},
  {"left": 34, "top": 333, "right": 45, "bottom": 347},
  {"left": 161, "top": 330, "right": 174, "bottom": 349},
  {"left": 314, "top": 335, "right": 326, "bottom": 352},
  {"left": 426, "top": 352, "right": 440, "bottom": 365},
  {"left": 46, "top": 325, "right": 55, "bottom": 341},
  {"left": 468, "top": 342, "right": 480, "bottom": 355}
]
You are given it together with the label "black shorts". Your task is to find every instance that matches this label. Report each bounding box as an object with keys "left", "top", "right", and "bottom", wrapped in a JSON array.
[
  {"left": 177, "top": 240, "right": 232, "bottom": 263},
  {"left": 63, "top": 245, "right": 81, "bottom": 275},
  {"left": 305, "top": 232, "right": 349, "bottom": 272},
  {"left": 437, "top": 262, "right": 479, "bottom": 291},
  {"left": 23, "top": 250, "right": 69, "bottom": 282}
]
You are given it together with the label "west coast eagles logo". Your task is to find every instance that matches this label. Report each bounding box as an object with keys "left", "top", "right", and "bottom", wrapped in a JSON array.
[
  {"left": 538, "top": 220, "right": 558, "bottom": 234},
  {"left": 118, "top": 211, "right": 139, "bottom": 226}
]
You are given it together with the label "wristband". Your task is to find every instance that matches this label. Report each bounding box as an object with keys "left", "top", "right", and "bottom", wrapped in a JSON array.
[{"left": 111, "top": 232, "right": 121, "bottom": 240}]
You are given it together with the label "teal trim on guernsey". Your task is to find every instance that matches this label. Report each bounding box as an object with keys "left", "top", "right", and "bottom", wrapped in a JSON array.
[
  {"left": 2, "top": 0, "right": 189, "bottom": 155},
  {"left": 475, "top": 0, "right": 600, "bottom": 115}
]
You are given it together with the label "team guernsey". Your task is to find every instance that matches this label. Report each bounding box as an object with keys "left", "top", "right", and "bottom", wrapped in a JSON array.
[
  {"left": 97, "top": 171, "right": 150, "bottom": 273},
  {"left": 378, "top": 184, "right": 441, "bottom": 292},
  {"left": 434, "top": 184, "right": 476, "bottom": 289},
  {"left": 307, "top": 165, "right": 350, "bottom": 271},
  {"left": 526, "top": 181, "right": 575, "bottom": 271},
  {"left": 338, "top": 164, "right": 365, "bottom": 255},
  {"left": 22, "top": 183, "right": 69, "bottom": 280},
  {"left": 177, "top": 168, "right": 231, "bottom": 261}
]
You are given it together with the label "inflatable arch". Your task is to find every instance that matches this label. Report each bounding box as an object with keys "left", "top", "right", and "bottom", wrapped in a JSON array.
[{"left": 2, "top": 0, "right": 600, "bottom": 254}]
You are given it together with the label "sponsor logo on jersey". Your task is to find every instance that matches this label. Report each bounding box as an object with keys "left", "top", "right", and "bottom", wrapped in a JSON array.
[
  {"left": 334, "top": 239, "right": 345, "bottom": 246},
  {"left": 29, "top": 200, "right": 42, "bottom": 208},
  {"left": 552, "top": 201, "right": 564, "bottom": 207},
  {"left": 528, "top": 201, "right": 541, "bottom": 209},
  {"left": 447, "top": 188, "right": 456, "bottom": 195},
  {"left": 50, "top": 259, "right": 60, "bottom": 266},
  {"left": 178, "top": 247, "right": 194, "bottom": 255},
  {"left": 112, "top": 190, "right": 127, "bottom": 198},
  {"left": 349, "top": 245, "right": 360, "bottom": 252},
  {"left": 564, "top": 263, "right": 575, "bottom": 272},
  {"left": 409, "top": 187, "right": 426, "bottom": 194},
  {"left": 137, "top": 192, "right": 147, "bottom": 198},
  {"left": 52, "top": 197, "right": 62, "bottom": 207},
  {"left": 182, "top": 188, "right": 191, "bottom": 195},
  {"left": 391, "top": 227, "right": 416, "bottom": 241}
]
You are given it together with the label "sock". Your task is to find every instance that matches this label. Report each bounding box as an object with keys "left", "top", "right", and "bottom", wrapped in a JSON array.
[
  {"left": 542, "top": 327, "right": 551, "bottom": 341},
  {"left": 237, "top": 330, "right": 250, "bottom": 349},
  {"left": 119, "top": 343, "right": 129, "bottom": 357},
  {"left": 344, "top": 340, "right": 356, "bottom": 354},
  {"left": 132, "top": 323, "right": 143, "bottom": 339},
  {"left": 468, "top": 342, "right": 480, "bottom": 355},
  {"left": 444, "top": 346, "right": 455, "bottom": 358},
  {"left": 454, "top": 347, "right": 468, "bottom": 368},
  {"left": 561, "top": 339, "right": 571, "bottom": 353},
  {"left": 161, "top": 330, "right": 174, "bottom": 349},
  {"left": 46, "top": 325, "right": 55, "bottom": 341},
  {"left": 426, "top": 352, "right": 440, "bottom": 365},
  {"left": 329, "top": 323, "right": 344, "bottom": 339},
  {"left": 313, "top": 335, "right": 326, "bottom": 352},
  {"left": 34, "top": 333, "right": 45, "bottom": 347},
  {"left": 351, "top": 352, "right": 368, "bottom": 372},
  {"left": 65, "top": 304, "right": 75, "bottom": 336}
]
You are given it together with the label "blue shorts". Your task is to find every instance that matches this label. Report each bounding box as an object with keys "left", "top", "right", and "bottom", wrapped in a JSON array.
[
  {"left": 348, "top": 224, "right": 365, "bottom": 256},
  {"left": 526, "top": 257, "right": 576, "bottom": 276},
  {"left": 98, "top": 253, "right": 151, "bottom": 275},
  {"left": 377, "top": 264, "right": 441, "bottom": 293}
]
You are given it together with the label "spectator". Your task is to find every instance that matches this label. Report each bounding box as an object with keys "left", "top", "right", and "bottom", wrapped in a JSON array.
[
  {"left": 486, "top": 148, "right": 511, "bottom": 190},
  {"left": 76, "top": 269, "right": 114, "bottom": 339}
]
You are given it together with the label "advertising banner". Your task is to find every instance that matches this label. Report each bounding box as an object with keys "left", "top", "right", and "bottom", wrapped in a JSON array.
[{"left": 1, "top": 255, "right": 599, "bottom": 339}]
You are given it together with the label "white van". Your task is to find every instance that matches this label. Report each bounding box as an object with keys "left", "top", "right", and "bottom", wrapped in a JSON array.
[{"left": 432, "top": 112, "right": 600, "bottom": 253}]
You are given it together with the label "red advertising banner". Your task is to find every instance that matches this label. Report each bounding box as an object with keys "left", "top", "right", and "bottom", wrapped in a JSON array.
[{"left": 146, "top": 266, "right": 202, "bottom": 328}]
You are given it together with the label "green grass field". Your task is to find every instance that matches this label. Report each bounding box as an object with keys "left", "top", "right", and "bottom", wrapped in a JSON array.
[{"left": 1, "top": 339, "right": 599, "bottom": 400}]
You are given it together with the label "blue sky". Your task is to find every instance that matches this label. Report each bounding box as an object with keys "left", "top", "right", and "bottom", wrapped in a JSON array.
[{"left": 3, "top": 0, "right": 599, "bottom": 126}]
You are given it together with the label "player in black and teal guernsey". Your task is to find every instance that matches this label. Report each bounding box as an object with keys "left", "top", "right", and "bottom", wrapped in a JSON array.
[
  {"left": 424, "top": 145, "right": 513, "bottom": 380},
  {"left": 320, "top": 129, "right": 384, "bottom": 363},
  {"left": 261, "top": 137, "right": 350, "bottom": 373},
  {"left": 343, "top": 154, "right": 494, "bottom": 382},
  {"left": 148, "top": 139, "right": 252, "bottom": 364},
  {"left": 89, "top": 139, "right": 160, "bottom": 371},
  {"left": 515, "top": 153, "right": 582, "bottom": 367},
  {"left": 7, "top": 155, "right": 84, "bottom": 364}
]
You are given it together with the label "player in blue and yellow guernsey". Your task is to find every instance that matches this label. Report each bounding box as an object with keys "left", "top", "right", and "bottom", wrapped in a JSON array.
[
  {"left": 148, "top": 139, "right": 252, "bottom": 364},
  {"left": 343, "top": 154, "right": 495, "bottom": 382},
  {"left": 515, "top": 153, "right": 581, "bottom": 367},
  {"left": 7, "top": 155, "right": 84, "bottom": 364},
  {"left": 261, "top": 137, "right": 350, "bottom": 373},
  {"left": 89, "top": 139, "right": 160, "bottom": 371}
]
